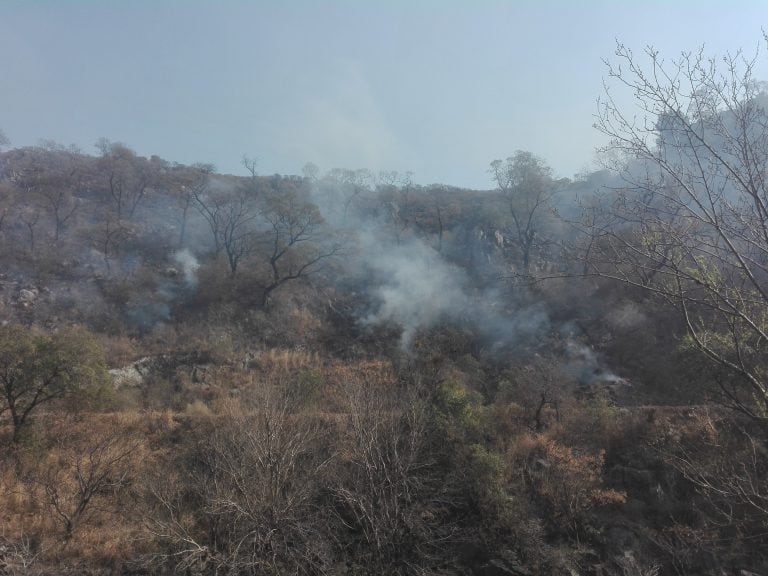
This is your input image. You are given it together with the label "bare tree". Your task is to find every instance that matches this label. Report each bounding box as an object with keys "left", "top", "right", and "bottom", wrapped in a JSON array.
[
  {"left": 19, "top": 205, "right": 40, "bottom": 254},
  {"left": 401, "top": 185, "right": 463, "bottom": 253},
  {"left": 4, "top": 146, "right": 85, "bottom": 242},
  {"left": 81, "top": 210, "right": 137, "bottom": 272},
  {"left": 31, "top": 421, "right": 140, "bottom": 540},
  {"left": 490, "top": 151, "right": 558, "bottom": 279},
  {"left": 166, "top": 162, "right": 214, "bottom": 247},
  {"left": 313, "top": 167, "right": 373, "bottom": 226},
  {"left": 96, "top": 139, "right": 157, "bottom": 221},
  {"left": 583, "top": 39, "right": 768, "bottom": 418},
  {"left": 331, "top": 372, "right": 444, "bottom": 574},
  {"left": 0, "top": 534, "right": 41, "bottom": 575},
  {"left": 41, "top": 182, "right": 80, "bottom": 243},
  {"left": 376, "top": 171, "right": 417, "bottom": 245},
  {"left": 193, "top": 182, "right": 260, "bottom": 275},
  {"left": 302, "top": 161, "right": 320, "bottom": 181},
  {"left": 259, "top": 187, "right": 344, "bottom": 306},
  {"left": 0, "top": 181, "right": 14, "bottom": 235},
  {"left": 241, "top": 154, "right": 258, "bottom": 179},
  {"left": 0, "top": 127, "right": 9, "bottom": 151},
  {"left": 146, "top": 388, "right": 335, "bottom": 575},
  {"left": 664, "top": 412, "right": 768, "bottom": 542},
  {"left": 5, "top": 150, "right": 43, "bottom": 251}
]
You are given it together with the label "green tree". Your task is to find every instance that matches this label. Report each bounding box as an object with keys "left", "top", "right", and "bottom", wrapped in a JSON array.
[{"left": 0, "top": 324, "right": 108, "bottom": 442}]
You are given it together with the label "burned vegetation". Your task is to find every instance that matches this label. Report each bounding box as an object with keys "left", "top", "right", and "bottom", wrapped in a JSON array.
[{"left": 3, "top": 42, "right": 768, "bottom": 576}]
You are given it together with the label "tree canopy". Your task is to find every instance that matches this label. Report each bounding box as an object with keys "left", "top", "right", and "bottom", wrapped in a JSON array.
[{"left": 0, "top": 324, "right": 108, "bottom": 441}]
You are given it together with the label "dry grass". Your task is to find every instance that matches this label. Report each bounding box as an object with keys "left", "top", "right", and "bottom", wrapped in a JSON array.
[
  {"left": 95, "top": 333, "right": 139, "bottom": 367},
  {"left": 2, "top": 366, "right": 741, "bottom": 575},
  {"left": 0, "top": 412, "right": 176, "bottom": 572},
  {"left": 256, "top": 347, "right": 321, "bottom": 373}
]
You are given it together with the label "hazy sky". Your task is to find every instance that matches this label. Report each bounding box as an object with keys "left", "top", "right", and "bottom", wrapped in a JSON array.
[{"left": 2, "top": 1, "right": 767, "bottom": 188}]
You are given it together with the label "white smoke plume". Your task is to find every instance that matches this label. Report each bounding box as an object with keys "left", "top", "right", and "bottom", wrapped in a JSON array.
[
  {"left": 173, "top": 249, "right": 200, "bottom": 287},
  {"left": 362, "top": 237, "right": 468, "bottom": 349}
]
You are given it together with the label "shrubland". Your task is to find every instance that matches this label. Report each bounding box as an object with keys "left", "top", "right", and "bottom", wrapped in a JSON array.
[{"left": 3, "top": 40, "right": 768, "bottom": 575}]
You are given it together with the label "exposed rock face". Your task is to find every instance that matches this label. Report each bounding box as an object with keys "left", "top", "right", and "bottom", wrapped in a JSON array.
[
  {"left": 108, "top": 365, "right": 145, "bottom": 388},
  {"left": 108, "top": 352, "right": 215, "bottom": 389},
  {"left": 108, "top": 357, "right": 153, "bottom": 388},
  {"left": 18, "top": 288, "right": 38, "bottom": 304}
]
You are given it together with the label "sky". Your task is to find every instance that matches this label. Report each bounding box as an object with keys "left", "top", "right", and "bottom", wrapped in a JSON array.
[{"left": 1, "top": 0, "right": 767, "bottom": 189}]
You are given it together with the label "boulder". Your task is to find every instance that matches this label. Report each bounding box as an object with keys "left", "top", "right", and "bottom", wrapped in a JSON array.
[
  {"left": 108, "top": 357, "right": 153, "bottom": 388},
  {"left": 108, "top": 366, "right": 145, "bottom": 388},
  {"left": 18, "top": 288, "right": 38, "bottom": 303}
]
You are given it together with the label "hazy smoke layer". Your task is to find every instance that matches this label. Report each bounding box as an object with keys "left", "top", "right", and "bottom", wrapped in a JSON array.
[
  {"left": 173, "top": 249, "right": 200, "bottom": 287},
  {"left": 307, "top": 179, "right": 553, "bottom": 351},
  {"left": 362, "top": 236, "right": 467, "bottom": 349},
  {"left": 356, "top": 230, "right": 549, "bottom": 351}
]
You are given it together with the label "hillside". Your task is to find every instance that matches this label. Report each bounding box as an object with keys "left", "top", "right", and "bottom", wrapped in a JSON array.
[{"left": 0, "top": 139, "right": 765, "bottom": 576}]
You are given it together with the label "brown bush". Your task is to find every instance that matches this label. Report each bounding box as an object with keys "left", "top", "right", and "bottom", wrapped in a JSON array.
[
  {"left": 0, "top": 414, "right": 151, "bottom": 571},
  {"left": 508, "top": 433, "right": 626, "bottom": 536}
]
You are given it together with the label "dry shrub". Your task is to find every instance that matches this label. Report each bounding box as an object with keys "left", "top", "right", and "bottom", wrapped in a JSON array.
[
  {"left": 288, "top": 303, "right": 322, "bottom": 342},
  {"left": 0, "top": 533, "right": 43, "bottom": 576},
  {"left": 209, "top": 395, "right": 246, "bottom": 416},
  {"left": 490, "top": 402, "right": 531, "bottom": 449},
  {"left": 553, "top": 397, "right": 625, "bottom": 451},
  {"left": 615, "top": 553, "right": 660, "bottom": 576},
  {"left": 186, "top": 362, "right": 250, "bottom": 389},
  {"left": 0, "top": 414, "right": 151, "bottom": 570},
  {"left": 256, "top": 347, "right": 321, "bottom": 374},
  {"left": 134, "top": 359, "right": 252, "bottom": 413},
  {"left": 538, "top": 441, "right": 626, "bottom": 523},
  {"left": 183, "top": 399, "right": 213, "bottom": 417},
  {"left": 0, "top": 462, "right": 42, "bottom": 552},
  {"left": 141, "top": 322, "right": 180, "bottom": 354},
  {"left": 170, "top": 319, "right": 235, "bottom": 358},
  {"left": 95, "top": 333, "right": 138, "bottom": 366},
  {"left": 659, "top": 408, "right": 768, "bottom": 568},
  {"left": 35, "top": 417, "right": 145, "bottom": 531},
  {"left": 144, "top": 385, "right": 337, "bottom": 575},
  {"left": 509, "top": 434, "right": 626, "bottom": 535},
  {"left": 646, "top": 524, "right": 716, "bottom": 576},
  {"left": 321, "top": 359, "right": 397, "bottom": 413},
  {"left": 331, "top": 365, "right": 441, "bottom": 574},
  {"left": 495, "top": 355, "right": 574, "bottom": 433},
  {"left": 141, "top": 409, "right": 177, "bottom": 437}
]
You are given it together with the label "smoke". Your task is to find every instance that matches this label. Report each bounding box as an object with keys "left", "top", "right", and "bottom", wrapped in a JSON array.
[
  {"left": 564, "top": 339, "right": 625, "bottom": 386},
  {"left": 123, "top": 250, "right": 200, "bottom": 333},
  {"left": 473, "top": 297, "right": 549, "bottom": 354},
  {"left": 302, "top": 171, "right": 557, "bottom": 351},
  {"left": 173, "top": 249, "right": 200, "bottom": 287},
  {"left": 361, "top": 236, "right": 468, "bottom": 349},
  {"left": 349, "top": 226, "right": 549, "bottom": 351},
  {"left": 126, "top": 300, "right": 171, "bottom": 333},
  {"left": 278, "top": 64, "right": 403, "bottom": 174}
]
